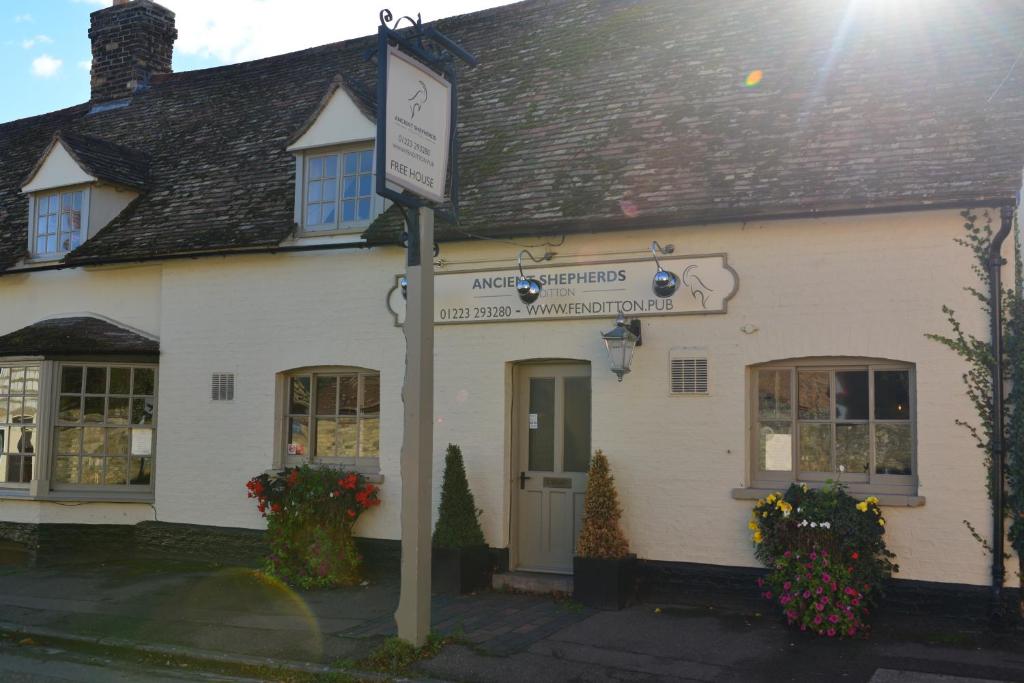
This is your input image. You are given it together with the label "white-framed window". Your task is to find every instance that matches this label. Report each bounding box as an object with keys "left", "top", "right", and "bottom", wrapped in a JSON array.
[
  {"left": 53, "top": 363, "right": 157, "bottom": 489},
  {"left": 751, "top": 359, "right": 915, "bottom": 494},
  {"left": 31, "top": 188, "right": 87, "bottom": 258},
  {"left": 282, "top": 368, "right": 380, "bottom": 469},
  {"left": 0, "top": 364, "right": 41, "bottom": 486},
  {"left": 302, "top": 147, "right": 376, "bottom": 233}
]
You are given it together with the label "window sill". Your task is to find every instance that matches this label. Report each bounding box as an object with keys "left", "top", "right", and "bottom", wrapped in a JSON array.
[
  {"left": 0, "top": 490, "right": 154, "bottom": 504},
  {"left": 731, "top": 487, "right": 925, "bottom": 508}
]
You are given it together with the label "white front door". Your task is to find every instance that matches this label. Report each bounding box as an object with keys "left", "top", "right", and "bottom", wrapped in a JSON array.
[{"left": 514, "top": 363, "right": 591, "bottom": 574}]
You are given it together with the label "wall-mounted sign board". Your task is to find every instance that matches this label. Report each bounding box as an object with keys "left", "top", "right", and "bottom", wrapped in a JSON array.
[
  {"left": 387, "top": 254, "right": 739, "bottom": 326},
  {"left": 383, "top": 47, "right": 451, "bottom": 203}
]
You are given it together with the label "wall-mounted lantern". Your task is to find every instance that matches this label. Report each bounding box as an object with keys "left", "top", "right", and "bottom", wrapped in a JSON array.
[
  {"left": 399, "top": 275, "right": 408, "bottom": 299},
  {"left": 650, "top": 241, "right": 678, "bottom": 298},
  {"left": 601, "top": 313, "right": 642, "bottom": 381}
]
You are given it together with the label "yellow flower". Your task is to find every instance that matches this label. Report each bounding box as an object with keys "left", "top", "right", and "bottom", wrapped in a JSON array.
[
  {"left": 856, "top": 501, "right": 869, "bottom": 512},
  {"left": 748, "top": 520, "right": 758, "bottom": 531},
  {"left": 766, "top": 494, "right": 777, "bottom": 504},
  {"left": 866, "top": 496, "right": 879, "bottom": 505},
  {"left": 756, "top": 499, "right": 765, "bottom": 507},
  {"left": 753, "top": 530, "right": 763, "bottom": 544},
  {"left": 801, "top": 483, "right": 809, "bottom": 492},
  {"left": 762, "top": 512, "right": 769, "bottom": 518},
  {"left": 878, "top": 518, "right": 886, "bottom": 527},
  {"left": 777, "top": 501, "right": 793, "bottom": 514}
]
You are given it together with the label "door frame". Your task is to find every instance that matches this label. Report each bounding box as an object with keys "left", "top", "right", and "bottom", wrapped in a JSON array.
[{"left": 507, "top": 358, "right": 591, "bottom": 573}]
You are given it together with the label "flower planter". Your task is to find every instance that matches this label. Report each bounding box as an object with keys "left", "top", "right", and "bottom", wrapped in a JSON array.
[
  {"left": 573, "top": 554, "right": 636, "bottom": 609},
  {"left": 432, "top": 545, "right": 492, "bottom": 594}
]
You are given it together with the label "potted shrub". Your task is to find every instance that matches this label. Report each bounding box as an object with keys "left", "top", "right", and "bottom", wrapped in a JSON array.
[
  {"left": 245, "top": 465, "right": 380, "bottom": 589},
  {"left": 748, "top": 482, "right": 898, "bottom": 637},
  {"left": 573, "top": 450, "right": 636, "bottom": 609},
  {"left": 432, "top": 444, "right": 492, "bottom": 594}
]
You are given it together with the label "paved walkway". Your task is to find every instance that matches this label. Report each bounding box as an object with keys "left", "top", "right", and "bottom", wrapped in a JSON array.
[{"left": 0, "top": 560, "right": 1023, "bottom": 682}]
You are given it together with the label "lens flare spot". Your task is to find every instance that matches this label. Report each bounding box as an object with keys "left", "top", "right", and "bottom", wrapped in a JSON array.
[
  {"left": 745, "top": 69, "right": 764, "bottom": 87},
  {"left": 618, "top": 199, "right": 640, "bottom": 218},
  {"left": 436, "top": 416, "right": 444, "bottom": 424}
]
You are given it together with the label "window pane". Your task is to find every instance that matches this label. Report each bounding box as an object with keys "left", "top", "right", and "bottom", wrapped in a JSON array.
[
  {"left": 81, "top": 457, "right": 103, "bottom": 485},
  {"left": 133, "top": 368, "right": 155, "bottom": 396},
  {"left": 798, "top": 371, "right": 829, "bottom": 420},
  {"left": 338, "top": 376, "right": 358, "bottom": 415},
  {"left": 758, "top": 421, "right": 792, "bottom": 471},
  {"left": 343, "top": 177, "right": 357, "bottom": 199},
  {"left": 61, "top": 192, "right": 73, "bottom": 210},
  {"left": 358, "top": 198, "right": 371, "bottom": 220},
  {"left": 59, "top": 396, "right": 82, "bottom": 422},
  {"left": 109, "top": 368, "right": 131, "bottom": 395},
  {"left": 324, "top": 155, "right": 338, "bottom": 178},
  {"left": 289, "top": 376, "right": 310, "bottom": 414},
  {"left": 83, "top": 427, "right": 105, "bottom": 455},
  {"left": 315, "top": 376, "right": 338, "bottom": 416},
  {"left": 131, "top": 398, "right": 155, "bottom": 425},
  {"left": 361, "top": 417, "right": 379, "bottom": 457},
  {"left": 57, "top": 427, "right": 81, "bottom": 455},
  {"left": 835, "top": 370, "right": 868, "bottom": 420},
  {"left": 309, "top": 157, "right": 323, "bottom": 179},
  {"left": 37, "top": 199, "right": 46, "bottom": 216},
  {"left": 315, "top": 418, "right": 337, "bottom": 457},
  {"left": 46, "top": 236, "right": 57, "bottom": 254},
  {"left": 72, "top": 192, "right": 82, "bottom": 210},
  {"left": 798, "top": 423, "right": 832, "bottom": 472},
  {"left": 20, "top": 398, "right": 37, "bottom": 422},
  {"left": 10, "top": 427, "right": 34, "bottom": 454},
  {"left": 0, "top": 399, "right": 7, "bottom": 424},
  {"left": 836, "top": 423, "right": 869, "bottom": 473},
  {"left": 36, "top": 237, "right": 47, "bottom": 254},
  {"left": 343, "top": 153, "right": 358, "bottom": 174},
  {"left": 287, "top": 417, "right": 308, "bottom": 457},
  {"left": 105, "top": 457, "right": 127, "bottom": 485},
  {"left": 61, "top": 367, "right": 83, "bottom": 394},
  {"left": 108, "top": 428, "right": 130, "bottom": 455},
  {"left": 362, "top": 375, "right": 380, "bottom": 415},
  {"left": 360, "top": 150, "right": 374, "bottom": 172},
  {"left": 306, "top": 203, "right": 322, "bottom": 226},
  {"left": 875, "top": 370, "right": 910, "bottom": 420},
  {"left": 563, "top": 377, "right": 591, "bottom": 473},
  {"left": 359, "top": 174, "right": 372, "bottom": 196},
  {"left": 322, "top": 205, "right": 336, "bottom": 224},
  {"left": 85, "top": 367, "right": 107, "bottom": 394},
  {"left": 48, "top": 195, "right": 59, "bottom": 212},
  {"left": 876, "top": 423, "right": 912, "bottom": 475},
  {"left": 342, "top": 200, "right": 355, "bottom": 222},
  {"left": 307, "top": 180, "right": 322, "bottom": 202},
  {"left": 53, "top": 456, "right": 78, "bottom": 484},
  {"left": 528, "top": 378, "right": 555, "bottom": 472},
  {"left": 323, "top": 179, "right": 337, "bottom": 201},
  {"left": 757, "top": 370, "right": 791, "bottom": 419},
  {"left": 108, "top": 397, "right": 130, "bottom": 424},
  {"left": 337, "top": 418, "right": 357, "bottom": 456},
  {"left": 129, "top": 457, "right": 151, "bottom": 485},
  {"left": 84, "top": 397, "right": 105, "bottom": 423}
]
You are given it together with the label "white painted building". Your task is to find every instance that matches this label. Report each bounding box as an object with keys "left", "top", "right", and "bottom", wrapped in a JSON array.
[{"left": 0, "top": 0, "right": 1023, "bottom": 593}]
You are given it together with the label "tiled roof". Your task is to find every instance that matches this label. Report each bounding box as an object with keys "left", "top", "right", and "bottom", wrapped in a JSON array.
[
  {"left": 0, "top": 316, "right": 159, "bottom": 357},
  {"left": 57, "top": 131, "right": 150, "bottom": 191},
  {"left": 1, "top": 0, "right": 1024, "bottom": 270}
]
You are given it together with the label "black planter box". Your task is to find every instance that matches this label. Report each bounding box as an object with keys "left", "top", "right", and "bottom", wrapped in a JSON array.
[
  {"left": 573, "top": 554, "right": 637, "bottom": 609},
  {"left": 432, "top": 545, "right": 493, "bottom": 594}
]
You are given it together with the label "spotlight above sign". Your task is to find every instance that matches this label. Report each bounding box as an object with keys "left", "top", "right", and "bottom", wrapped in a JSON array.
[{"left": 387, "top": 253, "right": 739, "bottom": 326}]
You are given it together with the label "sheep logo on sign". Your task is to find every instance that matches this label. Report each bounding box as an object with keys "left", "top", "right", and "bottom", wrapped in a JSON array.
[{"left": 408, "top": 79, "right": 428, "bottom": 119}]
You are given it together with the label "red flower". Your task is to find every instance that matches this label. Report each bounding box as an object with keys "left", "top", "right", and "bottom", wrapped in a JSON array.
[
  {"left": 347, "top": 509, "right": 357, "bottom": 519},
  {"left": 340, "top": 474, "right": 359, "bottom": 490},
  {"left": 271, "top": 502, "right": 282, "bottom": 513},
  {"left": 851, "top": 552, "right": 859, "bottom": 560},
  {"left": 286, "top": 469, "right": 299, "bottom": 488}
]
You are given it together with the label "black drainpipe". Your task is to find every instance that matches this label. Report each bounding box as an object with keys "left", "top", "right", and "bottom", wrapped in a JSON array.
[{"left": 989, "top": 204, "right": 1014, "bottom": 624}]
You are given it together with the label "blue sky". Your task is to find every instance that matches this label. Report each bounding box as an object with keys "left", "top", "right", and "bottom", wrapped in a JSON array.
[{"left": 1, "top": 0, "right": 516, "bottom": 124}]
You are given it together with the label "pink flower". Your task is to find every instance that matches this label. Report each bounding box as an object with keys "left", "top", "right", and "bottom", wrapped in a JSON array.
[
  {"left": 783, "top": 551, "right": 793, "bottom": 559},
  {"left": 815, "top": 602, "right": 824, "bottom": 612},
  {"left": 816, "top": 586, "right": 823, "bottom": 595},
  {"left": 803, "top": 591, "right": 811, "bottom": 599},
  {"left": 827, "top": 628, "right": 836, "bottom": 637},
  {"left": 810, "top": 552, "right": 818, "bottom": 560},
  {"left": 783, "top": 581, "right": 792, "bottom": 591},
  {"left": 821, "top": 573, "right": 831, "bottom": 583},
  {"left": 813, "top": 614, "right": 823, "bottom": 625},
  {"left": 828, "top": 614, "right": 840, "bottom": 624},
  {"left": 848, "top": 627, "right": 857, "bottom": 636},
  {"left": 851, "top": 598, "right": 860, "bottom": 607},
  {"left": 756, "top": 578, "right": 765, "bottom": 588}
]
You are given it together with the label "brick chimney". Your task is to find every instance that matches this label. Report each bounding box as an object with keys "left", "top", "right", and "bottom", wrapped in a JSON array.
[{"left": 88, "top": 0, "right": 177, "bottom": 103}]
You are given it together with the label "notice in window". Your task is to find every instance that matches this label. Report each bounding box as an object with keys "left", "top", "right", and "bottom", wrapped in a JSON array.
[
  {"left": 764, "top": 433, "right": 791, "bottom": 471},
  {"left": 131, "top": 429, "right": 153, "bottom": 456},
  {"left": 529, "top": 413, "right": 539, "bottom": 430}
]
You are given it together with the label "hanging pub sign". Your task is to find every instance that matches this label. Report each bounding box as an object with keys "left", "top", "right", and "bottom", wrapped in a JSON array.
[
  {"left": 386, "top": 254, "right": 739, "bottom": 326},
  {"left": 384, "top": 47, "right": 451, "bottom": 203}
]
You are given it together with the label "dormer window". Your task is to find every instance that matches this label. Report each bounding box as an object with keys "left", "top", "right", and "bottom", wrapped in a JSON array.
[
  {"left": 287, "top": 76, "right": 383, "bottom": 238},
  {"left": 305, "top": 148, "right": 375, "bottom": 231},
  {"left": 34, "top": 189, "right": 85, "bottom": 257}
]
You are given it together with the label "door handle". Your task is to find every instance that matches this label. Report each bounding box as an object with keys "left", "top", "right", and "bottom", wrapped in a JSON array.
[{"left": 519, "top": 472, "right": 531, "bottom": 490}]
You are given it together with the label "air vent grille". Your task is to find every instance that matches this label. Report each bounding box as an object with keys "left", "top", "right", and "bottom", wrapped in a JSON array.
[
  {"left": 670, "top": 357, "right": 708, "bottom": 395},
  {"left": 211, "top": 373, "right": 235, "bottom": 401}
]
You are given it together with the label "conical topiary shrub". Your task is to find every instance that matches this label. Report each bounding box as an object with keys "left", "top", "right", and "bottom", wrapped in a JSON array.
[
  {"left": 576, "top": 450, "right": 629, "bottom": 559},
  {"left": 433, "top": 444, "right": 486, "bottom": 549},
  {"left": 432, "top": 444, "right": 491, "bottom": 593},
  {"left": 574, "top": 450, "right": 635, "bottom": 609}
]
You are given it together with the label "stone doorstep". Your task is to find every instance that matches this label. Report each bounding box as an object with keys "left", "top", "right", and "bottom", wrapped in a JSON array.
[{"left": 493, "top": 571, "right": 573, "bottom": 595}]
